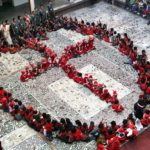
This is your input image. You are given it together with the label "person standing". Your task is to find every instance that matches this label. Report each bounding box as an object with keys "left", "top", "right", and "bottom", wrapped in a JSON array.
[
  {"left": 47, "top": 1, "right": 55, "bottom": 19},
  {"left": 0, "top": 141, "right": 3, "bottom": 150},
  {"left": 3, "top": 20, "right": 13, "bottom": 45}
]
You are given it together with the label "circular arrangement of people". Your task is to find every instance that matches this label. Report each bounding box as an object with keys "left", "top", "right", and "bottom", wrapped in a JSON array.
[{"left": 0, "top": 0, "right": 150, "bottom": 150}]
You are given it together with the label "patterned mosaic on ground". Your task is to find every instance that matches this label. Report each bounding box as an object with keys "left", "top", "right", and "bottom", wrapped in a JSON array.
[{"left": 0, "top": 1, "right": 150, "bottom": 150}]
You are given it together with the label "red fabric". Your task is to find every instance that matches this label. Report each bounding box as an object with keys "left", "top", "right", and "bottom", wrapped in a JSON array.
[
  {"left": 72, "top": 129, "right": 85, "bottom": 141},
  {"left": 97, "top": 144, "right": 105, "bottom": 150},
  {"left": 0, "top": 97, "right": 8, "bottom": 109},
  {"left": 103, "top": 35, "right": 110, "bottom": 43},
  {"left": 146, "top": 87, "right": 150, "bottom": 94},
  {"left": 112, "top": 104, "right": 124, "bottom": 112},
  {"left": 141, "top": 113, "right": 150, "bottom": 127},
  {"left": 107, "top": 136, "right": 120, "bottom": 150},
  {"left": 1, "top": 47, "right": 8, "bottom": 53},
  {"left": 44, "top": 122, "right": 53, "bottom": 132}
]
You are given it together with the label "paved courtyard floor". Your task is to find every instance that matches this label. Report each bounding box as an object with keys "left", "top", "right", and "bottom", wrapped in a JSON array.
[{"left": 0, "top": 1, "right": 150, "bottom": 150}]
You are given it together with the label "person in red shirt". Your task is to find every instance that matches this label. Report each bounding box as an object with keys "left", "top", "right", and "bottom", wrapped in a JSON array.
[
  {"left": 140, "top": 78, "right": 147, "bottom": 91},
  {"left": 97, "top": 139, "right": 105, "bottom": 150},
  {"left": 71, "top": 127, "right": 86, "bottom": 141},
  {"left": 100, "top": 89, "right": 112, "bottom": 102},
  {"left": 103, "top": 31, "right": 110, "bottom": 43},
  {"left": 141, "top": 109, "right": 150, "bottom": 127},
  {"left": 124, "top": 33, "right": 129, "bottom": 43},
  {"left": 112, "top": 100, "right": 124, "bottom": 113},
  {"left": 129, "top": 47, "right": 137, "bottom": 64},
  {"left": 116, "top": 127, "right": 126, "bottom": 143},
  {"left": 109, "top": 91, "right": 118, "bottom": 103},
  {"left": 0, "top": 46, "right": 8, "bottom": 53},
  {"left": 106, "top": 136, "right": 120, "bottom": 150},
  {"left": 0, "top": 92, "right": 8, "bottom": 112},
  {"left": 110, "top": 121, "right": 119, "bottom": 134},
  {"left": 0, "top": 87, "right": 7, "bottom": 99},
  {"left": 24, "top": 109, "right": 34, "bottom": 122},
  {"left": 98, "top": 122, "right": 108, "bottom": 138},
  {"left": 88, "top": 121, "right": 95, "bottom": 133},
  {"left": 43, "top": 119, "right": 53, "bottom": 137},
  {"left": 20, "top": 71, "right": 28, "bottom": 82},
  {"left": 88, "top": 36, "right": 95, "bottom": 50}
]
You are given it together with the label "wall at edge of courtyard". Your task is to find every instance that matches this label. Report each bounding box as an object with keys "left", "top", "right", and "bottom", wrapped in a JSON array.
[{"left": 12, "top": 0, "right": 28, "bottom": 7}]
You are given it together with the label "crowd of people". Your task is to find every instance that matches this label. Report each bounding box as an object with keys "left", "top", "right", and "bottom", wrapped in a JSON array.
[
  {"left": 0, "top": 87, "right": 149, "bottom": 149},
  {"left": 125, "top": 0, "right": 150, "bottom": 18},
  {"left": 59, "top": 36, "right": 124, "bottom": 113},
  {"left": 0, "top": 1, "right": 55, "bottom": 54},
  {"left": 106, "top": 0, "right": 150, "bottom": 25},
  {"left": 20, "top": 38, "right": 58, "bottom": 82},
  {"left": 0, "top": 1, "right": 150, "bottom": 150}
]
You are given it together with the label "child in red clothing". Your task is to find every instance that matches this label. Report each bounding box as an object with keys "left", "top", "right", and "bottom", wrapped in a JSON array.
[
  {"left": 112, "top": 100, "right": 124, "bottom": 113},
  {"left": 141, "top": 109, "right": 150, "bottom": 127}
]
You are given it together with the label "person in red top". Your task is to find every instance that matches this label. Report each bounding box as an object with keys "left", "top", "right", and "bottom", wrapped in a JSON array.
[
  {"left": 100, "top": 89, "right": 112, "bottom": 102},
  {"left": 129, "top": 47, "right": 137, "bottom": 64},
  {"left": 43, "top": 119, "right": 53, "bottom": 139},
  {"left": 116, "top": 127, "right": 126, "bottom": 143},
  {"left": 41, "top": 59, "right": 50, "bottom": 71},
  {"left": 1, "top": 47, "right": 8, "bottom": 53},
  {"left": 98, "top": 122, "right": 108, "bottom": 138},
  {"left": 0, "top": 87, "right": 7, "bottom": 99},
  {"left": 106, "top": 136, "right": 120, "bottom": 150},
  {"left": 87, "top": 25, "right": 94, "bottom": 35},
  {"left": 88, "top": 36, "right": 95, "bottom": 50},
  {"left": 97, "top": 141, "right": 105, "bottom": 150},
  {"left": 109, "top": 91, "right": 118, "bottom": 103},
  {"left": 88, "top": 121, "right": 95, "bottom": 133},
  {"left": 124, "top": 33, "right": 129, "bottom": 43},
  {"left": 82, "top": 24, "right": 88, "bottom": 35},
  {"left": 0, "top": 92, "right": 8, "bottom": 111},
  {"left": 20, "top": 71, "right": 28, "bottom": 82},
  {"left": 24, "top": 109, "right": 34, "bottom": 122},
  {"left": 140, "top": 78, "right": 147, "bottom": 91},
  {"left": 146, "top": 85, "right": 150, "bottom": 94},
  {"left": 110, "top": 121, "right": 119, "bottom": 134},
  {"left": 103, "top": 31, "right": 110, "bottom": 43},
  {"left": 141, "top": 109, "right": 150, "bottom": 127},
  {"left": 112, "top": 100, "right": 124, "bottom": 113},
  {"left": 9, "top": 45, "right": 17, "bottom": 54},
  {"left": 71, "top": 127, "right": 86, "bottom": 141}
]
